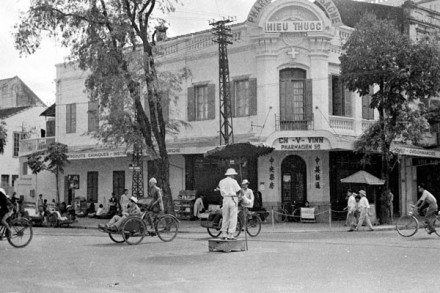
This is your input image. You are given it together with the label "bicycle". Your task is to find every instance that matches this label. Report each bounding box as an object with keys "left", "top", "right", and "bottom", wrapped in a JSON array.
[
  {"left": 396, "top": 205, "right": 440, "bottom": 237},
  {"left": 0, "top": 216, "right": 33, "bottom": 248},
  {"left": 201, "top": 209, "right": 262, "bottom": 238},
  {"left": 275, "top": 202, "right": 300, "bottom": 223}
]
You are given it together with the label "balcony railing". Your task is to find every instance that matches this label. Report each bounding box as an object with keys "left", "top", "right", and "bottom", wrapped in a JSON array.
[
  {"left": 362, "top": 120, "right": 376, "bottom": 132},
  {"left": 19, "top": 137, "right": 56, "bottom": 157},
  {"left": 275, "top": 114, "right": 314, "bottom": 131},
  {"left": 329, "top": 116, "right": 354, "bottom": 131}
]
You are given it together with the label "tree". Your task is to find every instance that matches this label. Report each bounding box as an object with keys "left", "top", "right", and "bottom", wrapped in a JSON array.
[
  {"left": 340, "top": 14, "right": 440, "bottom": 189},
  {"left": 14, "top": 0, "right": 184, "bottom": 213},
  {"left": 27, "top": 143, "right": 69, "bottom": 203},
  {"left": 0, "top": 120, "right": 6, "bottom": 154}
]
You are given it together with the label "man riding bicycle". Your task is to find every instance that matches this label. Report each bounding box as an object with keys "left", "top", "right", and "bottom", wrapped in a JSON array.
[
  {"left": 415, "top": 183, "right": 438, "bottom": 234},
  {"left": 0, "top": 188, "right": 13, "bottom": 235}
]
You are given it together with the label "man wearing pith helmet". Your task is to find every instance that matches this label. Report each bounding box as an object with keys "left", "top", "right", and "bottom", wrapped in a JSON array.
[{"left": 218, "top": 168, "right": 242, "bottom": 240}]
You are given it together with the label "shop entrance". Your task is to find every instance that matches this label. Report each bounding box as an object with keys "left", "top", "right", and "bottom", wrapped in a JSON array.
[
  {"left": 281, "top": 155, "right": 307, "bottom": 205},
  {"left": 113, "top": 171, "right": 125, "bottom": 198}
]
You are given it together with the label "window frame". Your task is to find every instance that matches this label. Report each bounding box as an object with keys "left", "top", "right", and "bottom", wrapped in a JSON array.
[
  {"left": 233, "top": 79, "right": 251, "bottom": 117},
  {"left": 194, "top": 85, "right": 209, "bottom": 121},
  {"left": 66, "top": 103, "right": 77, "bottom": 134},
  {"left": 12, "top": 132, "right": 21, "bottom": 157}
]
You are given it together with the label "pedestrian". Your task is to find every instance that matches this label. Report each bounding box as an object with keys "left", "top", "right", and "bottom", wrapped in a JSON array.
[
  {"left": 344, "top": 189, "right": 355, "bottom": 227},
  {"left": 36, "top": 194, "right": 44, "bottom": 216},
  {"left": 119, "top": 189, "right": 130, "bottom": 213},
  {"left": 415, "top": 183, "right": 437, "bottom": 234},
  {"left": 218, "top": 168, "right": 242, "bottom": 240},
  {"left": 108, "top": 192, "right": 118, "bottom": 215},
  {"left": 148, "top": 178, "right": 164, "bottom": 213},
  {"left": 384, "top": 189, "right": 394, "bottom": 224},
  {"left": 355, "top": 190, "right": 374, "bottom": 232},
  {"left": 193, "top": 194, "right": 205, "bottom": 219}
]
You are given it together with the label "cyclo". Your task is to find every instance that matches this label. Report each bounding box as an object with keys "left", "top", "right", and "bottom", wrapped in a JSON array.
[{"left": 98, "top": 198, "right": 179, "bottom": 245}]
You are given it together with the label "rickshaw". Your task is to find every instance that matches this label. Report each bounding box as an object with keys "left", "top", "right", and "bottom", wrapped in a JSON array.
[{"left": 98, "top": 201, "right": 179, "bottom": 245}]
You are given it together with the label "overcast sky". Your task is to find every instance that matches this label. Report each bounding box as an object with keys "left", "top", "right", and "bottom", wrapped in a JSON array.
[{"left": 0, "top": 0, "right": 254, "bottom": 106}]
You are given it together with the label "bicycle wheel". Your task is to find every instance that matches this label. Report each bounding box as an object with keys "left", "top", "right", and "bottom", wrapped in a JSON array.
[
  {"left": 207, "top": 227, "right": 221, "bottom": 238},
  {"left": 433, "top": 218, "right": 440, "bottom": 237},
  {"left": 246, "top": 214, "right": 262, "bottom": 237},
  {"left": 7, "top": 219, "right": 33, "bottom": 248},
  {"left": 121, "top": 217, "right": 146, "bottom": 245},
  {"left": 155, "top": 215, "right": 178, "bottom": 242},
  {"left": 109, "top": 232, "right": 125, "bottom": 243},
  {"left": 396, "top": 215, "right": 418, "bottom": 237},
  {"left": 275, "top": 208, "right": 288, "bottom": 223}
]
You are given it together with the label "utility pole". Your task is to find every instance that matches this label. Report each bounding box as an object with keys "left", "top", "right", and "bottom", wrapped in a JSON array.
[
  {"left": 210, "top": 17, "right": 235, "bottom": 145},
  {"left": 131, "top": 95, "right": 144, "bottom": 198}
]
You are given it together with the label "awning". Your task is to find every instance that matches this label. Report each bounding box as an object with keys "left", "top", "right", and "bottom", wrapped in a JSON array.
[
  {"left": 340, "top": 171, "right": 385, "bottom": 185},
  {"left": 204, "top": 142, "right": 274, "bottom": 159},
  {"left": 40, "top": 103, "right": 55, "bottom": 117},
  {"left": 391, "top": 143, "right": 440, "bottom": 159}
]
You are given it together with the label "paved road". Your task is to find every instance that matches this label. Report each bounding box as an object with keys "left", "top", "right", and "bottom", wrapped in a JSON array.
[{"left": 2, "top": 227, "right": 440, "bottom": 293}]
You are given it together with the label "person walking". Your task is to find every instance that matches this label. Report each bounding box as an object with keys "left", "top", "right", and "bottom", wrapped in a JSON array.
[
  {"left": 415, "top": 183, "right": 438, "bottom": 234},
  {"left": 218, "top": 168, "right": 242, "bottom": 240},
  {"left": 119, "top": 189, "right": 130, "bottom": 213},
  {"left": 355, "top": 190, "right": 374, "bottom": 232},
  {"left": 345, "top": 189, "right": 355, "bottom": 227}
]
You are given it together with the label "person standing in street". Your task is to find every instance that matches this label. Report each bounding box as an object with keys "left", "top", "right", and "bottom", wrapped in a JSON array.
[
  {"left": 37, "top": 194, "right": 44, "bottom": 216},
  {"left": 415, "top": 183, "right": 438, "bottom": 234},
  {"left": 119, "top": 189, "right": 130, "bottom": 213},
  {"left": 355, "top": 190, "right": 374, "bottom": 232},
  {"left": 345, "top": 189, "right": 355, "bottom": 227},
  {"left": 218, "top": 168, "right": 242, "bottom": 240},
  {"left": 193, "top": 194, "right": 205, "bottom": 219}
]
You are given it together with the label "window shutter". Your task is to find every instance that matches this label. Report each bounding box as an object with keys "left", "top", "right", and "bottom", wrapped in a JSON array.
[
  {"left": 230, "top": 81, "right": 236, "bottom": 118},
  {"left": 187, "top": 87, "right": 195, "bottom": 121},
  {"left": 305, "top": 79, "right": 313, "bottom": 121},
  {"left": 249, "top": 78, "right": 257, "bottom": 116},
  {"left": 88, "top": 102, "right": 99, "bottom": 132},
  {"left": 208, "top": 84, "right": 216, "bottom": 120},
  {"left": 161, "top": 90, "right": 170, "bottom": 123},
  {"left": 72, "top": 103, "right": 76, "bottom": 133},
  {"left": 66, "top": 104, "right": 70, "bottom": 133},
  {"left": 344, "top": 88, "right": 352, "bottom": 117},
  {"left": 46, "top": 120, "right": 55, "bottom": 137},
  {"left": 368, "top": 95, "right": 375, "bottom": 120},
  {"left": 362, "top": 94, "right": 369, "bottom": 119},
  {"left": 334, "top": 78, "right": 343, "bottom": 116},
  {"left": 328, "top": 75, "right": 333, "bottom": 115}
]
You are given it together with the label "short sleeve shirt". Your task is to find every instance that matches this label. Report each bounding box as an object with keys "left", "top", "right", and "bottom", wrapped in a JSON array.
[
  {"left": 241, "top": 188, "right": 254, "bottom": 208},
  {"left": 218, "top": 177, "right": 241, "bottom": 198},
  {"left": 359, "top": 197, "right": 370, "bottom": 209},
  {"left": 420, "top": 190, "right": 437, "bottom": 207}
]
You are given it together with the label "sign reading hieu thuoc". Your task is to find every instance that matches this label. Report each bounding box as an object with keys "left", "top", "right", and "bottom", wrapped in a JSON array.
[
  {"left": 273, "top": 136, "right": 331, "bottom": 151},
  {"left": 265, "top": 21, "right": 323, "bottom": 33}
]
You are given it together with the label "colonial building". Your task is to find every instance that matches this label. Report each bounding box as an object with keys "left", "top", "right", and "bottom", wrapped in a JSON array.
[
  {"left": 19, "top": 0, "right": 440, "bottom": 220},
  {"left": 0, "top": 76, "right": 45, "bottom": 109}
]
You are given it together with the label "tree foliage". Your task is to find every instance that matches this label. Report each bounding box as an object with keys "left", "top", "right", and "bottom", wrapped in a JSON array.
[
  {"left": 27, "top": 143, "right": 69, "bottom": 203},
  {"left": 15, "top": 0, "right": 184, "bottom": 213},
  {"left": 341, "top": 14, "right": 440, "bottom": 188},
  {"left": 0, "top": 120, "right": 6, "bottom": 154}
]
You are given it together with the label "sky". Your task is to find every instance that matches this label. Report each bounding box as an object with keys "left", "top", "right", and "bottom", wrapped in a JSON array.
[{"left": 0, "top": 0, "right": 254, "bottom": 106}]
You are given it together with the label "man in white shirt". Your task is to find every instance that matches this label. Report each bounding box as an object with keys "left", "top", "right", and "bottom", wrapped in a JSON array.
[
  {"left": 218, "top": 168, "right": 242, "bottom": 240},
  {"left": 193, "top": 195, "right": 205, "bottom": 219},
  {"left": 345, "top": 189, "right": 355, "bottom": 226},
  {"left": 355, "top": 190, "right": 374, "bottom": 231},
  {"left": 240, "top": 179, "right": 254, "bottom": 209},
  {"left": 119, "top": 189, "right": 130, "bottom": 213},
  {"left": 416, "top": 183, "right": 438, "bottom": 234}
]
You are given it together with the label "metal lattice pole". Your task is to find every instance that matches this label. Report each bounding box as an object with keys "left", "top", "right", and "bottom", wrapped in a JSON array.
[
  {"left": 131, "top": 107, "right": 144, "bottom": 198},
  {"left": 211, "top": 18, "right": 234, "bottom": 145}
]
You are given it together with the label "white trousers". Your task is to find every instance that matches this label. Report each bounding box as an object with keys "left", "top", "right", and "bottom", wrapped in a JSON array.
[
  {"left": 221, "top": 198, "right": 238, "bottom": 234},
  {"left": 356, "top": 207, "right": 373, "bottom": 230}
]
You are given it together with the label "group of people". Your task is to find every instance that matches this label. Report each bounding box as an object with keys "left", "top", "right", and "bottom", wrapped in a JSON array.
[
  {"left": 98, "top": 177, "right": 164, "bottom": 231},
  {"left": 345, "top": 189, "right": 374, "bottom": 232}
]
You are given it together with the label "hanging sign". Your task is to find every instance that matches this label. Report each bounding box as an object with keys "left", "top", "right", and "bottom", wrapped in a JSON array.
[
  {"left": 265, "top": 21, "right": 323, "bottom": 33},
  {"left": 273, "top": 136, "right": 331, "bottom": 151},
  {"left": 247, "top": 0, "right": 272, "bottom": 24}
]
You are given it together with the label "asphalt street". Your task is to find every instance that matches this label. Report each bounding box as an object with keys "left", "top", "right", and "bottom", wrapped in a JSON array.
[{"left": 1, "top": 226, "right": 440, "bottom": 293}]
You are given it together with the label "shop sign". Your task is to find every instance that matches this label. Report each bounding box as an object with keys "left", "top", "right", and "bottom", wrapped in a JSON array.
[
  {"left": 391, "top": 145, "right": 440, "bottom": 159},
  {"left": 67, "top": 150, "right": 128, "bottom": 160},
  {"left": 265, "top": 21, "right": 323, "bottom": 33},
  {"left": 168, "top": 148, "right": 181, "bottom": 154},
  {"left": 274, "top": 136, "right": 331, "bottom": 151},
  {"left": 412, "top": 158, "right": 440, "bottom": 166},
  {"left": 315, "top": 0, "right": 343, "bottom": 26},
  {"left": 247, "top": 0, "right": 272, "bottom": 24}
]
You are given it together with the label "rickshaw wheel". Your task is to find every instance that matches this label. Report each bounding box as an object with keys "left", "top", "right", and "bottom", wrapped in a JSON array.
[
  {"left": 109, "top": 232, "right": 125, "bottom": 243},
  {"left": 207, "top": 227, "right": 221, "bottom": 238},
  {"left": 155, "top": 215, "right": 179, "bottom": 242},
  {"left": 122, "top": 217, "right": 146, "bottom": 245}
]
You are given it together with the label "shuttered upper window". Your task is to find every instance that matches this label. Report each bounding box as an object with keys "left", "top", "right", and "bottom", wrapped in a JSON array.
[
  {"left": 187, "top": 84, "right": 215, "bottom": 121},
  {"left": 231, "top": 78, "right": 257, "bottom": 117},
  {"left": 328, "top": 75, "right": 352, "bottom": 117},
  {"left": 88, "top": 102, "right": 99, "bottom": 132},
  {"left": 66, "top": 103, "right": 76, "bottom": 133},
  {"left": 362, "top": 86, "right": 375, "bottom": 120}
]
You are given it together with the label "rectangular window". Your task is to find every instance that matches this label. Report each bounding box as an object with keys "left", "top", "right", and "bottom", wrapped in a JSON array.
[
  {"left": 1, "top": 175, "right": 9, "bottom": 187},
  {"left": 46, "top": 119, "right": 55, "bottom": 137},
  {"left": 66, "top": 103, "right": 76, "bottom": 133},
  {"left": 22, "top": 162, "right": 28, "bottom": 176},
  {"left": 12, "top": 175, "right": 18, "bottom": 187},
  {"left": 13, "top": 132, "right": 20, "bottom": 157},
  {"left": 88, "top": 102, "right": 99, "bottom": 132},
  {"left": 195, "top": 85, "right": 209, "bottom": 121},
  {"left": 233, "top": 80, "right": 250, "bottom": 117},
  {"left": 330, "top": 75, "right": 352, "bottom": 117}
]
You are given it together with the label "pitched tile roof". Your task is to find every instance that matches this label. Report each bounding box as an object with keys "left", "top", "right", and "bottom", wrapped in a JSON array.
[{"left": 0, "top": 106, "right": 31, "bottom": 119}]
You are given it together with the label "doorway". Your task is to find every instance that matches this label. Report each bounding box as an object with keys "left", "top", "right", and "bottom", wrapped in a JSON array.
[
  {"left": 87, "top": 172, "right": 99, "bottom": 202},
  {"left": 281, "top": 155, "right": 307, "bottom": 205},
  {"left": 113, "top": 171, "right": 125, "bottom": 198}
]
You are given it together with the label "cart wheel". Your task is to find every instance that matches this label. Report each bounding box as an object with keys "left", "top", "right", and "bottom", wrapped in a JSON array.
[
  {"left": 109, "top": 232, "right": 125, "bottom": 243},
  {"left": 155, "top": 215, "right": 178, "bottom": 242},
  {"left": 122, "top": 217, "right": 146, "bottom": 245},
  {"left": 47, "top": 213, "right": 58, "bottom": 227}
]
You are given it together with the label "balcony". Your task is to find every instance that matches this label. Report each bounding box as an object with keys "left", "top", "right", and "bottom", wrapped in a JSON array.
[
  {"left": 19, "top": 137, "right": 56, "bottom": 157},
  {"left": 362, "top": 120, "right": 376, "bottom": 132},
  {"left": 329, "top": 116, "right": 354, "bottom": 131},
  {"left": 275, "top": 114, "right": 314, "bottom": 131}
]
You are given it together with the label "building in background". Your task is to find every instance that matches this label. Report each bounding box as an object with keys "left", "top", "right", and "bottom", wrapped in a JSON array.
[{"left": 0, "top": 76, "right": 45, "bottom": 109}]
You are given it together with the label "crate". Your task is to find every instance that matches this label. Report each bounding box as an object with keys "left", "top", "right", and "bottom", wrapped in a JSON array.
[{"left": 208, "top": 239, "right": 246, "bottom": 253}]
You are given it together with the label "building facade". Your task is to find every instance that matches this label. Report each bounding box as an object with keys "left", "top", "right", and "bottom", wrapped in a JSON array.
[{"left": 19, "top": 0, "right": 440, "bottom": 220}]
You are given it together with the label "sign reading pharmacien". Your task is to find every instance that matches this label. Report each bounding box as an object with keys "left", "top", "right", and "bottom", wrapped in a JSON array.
[{"left": 274, "top": 136, "right": 331, "bottom": 151}]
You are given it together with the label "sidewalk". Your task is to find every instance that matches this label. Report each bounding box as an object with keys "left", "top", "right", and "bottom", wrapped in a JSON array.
[{"left": 70, "top": 217, "right": 396, "bottom": 233}]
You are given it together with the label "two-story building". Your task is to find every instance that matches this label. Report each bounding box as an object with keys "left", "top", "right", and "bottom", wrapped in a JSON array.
[{"left": 19, "top": 0, "right": 440, "bottom": 219}]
